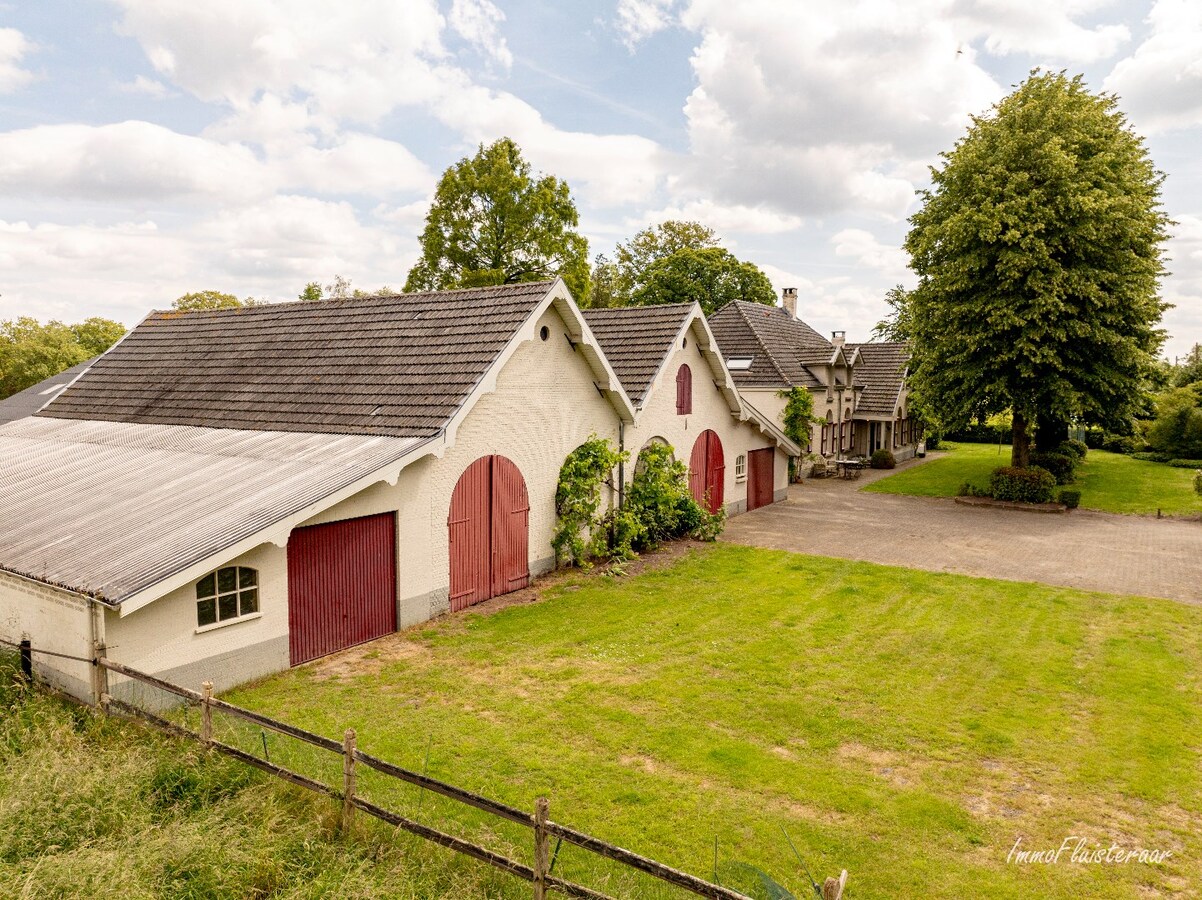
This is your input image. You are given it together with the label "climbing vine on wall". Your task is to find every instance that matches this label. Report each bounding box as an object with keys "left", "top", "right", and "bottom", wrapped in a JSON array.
[
  {"left": 628, "top": 441, "right": 724, "bottom": 549},
  {"left": 552, "top": 436, "right": 628, "bottom": 566},
  {"left": 779, "top": 386, "right": 818, "bottom": 479}
]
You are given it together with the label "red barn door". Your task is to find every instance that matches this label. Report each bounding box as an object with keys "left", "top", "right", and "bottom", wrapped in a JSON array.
[
  {"left": 288, "top": 512, "right": 397, "bottom": 666},
  {"left": 689, "top": 430, "right": 725, "bottom": 514},
  {"left": 448, "top": 455, "right": 530, "bottom": 612},
  {"left": 746, "top": 447, "right": 775, "bottom": 511}
]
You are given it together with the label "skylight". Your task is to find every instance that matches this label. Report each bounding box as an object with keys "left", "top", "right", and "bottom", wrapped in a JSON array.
[{"left": 727, "top": 357, "right": 754, "bottom": 370}]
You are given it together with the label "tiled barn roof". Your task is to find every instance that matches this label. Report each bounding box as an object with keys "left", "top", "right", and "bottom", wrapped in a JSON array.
[{"left": 581, "top": 303, "right": 694, "bottom": 407}]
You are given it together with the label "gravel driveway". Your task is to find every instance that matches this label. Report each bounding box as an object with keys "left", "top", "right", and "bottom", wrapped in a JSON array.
[{"left": 723, "top": 458, "right": 1202, "bottom": 604}]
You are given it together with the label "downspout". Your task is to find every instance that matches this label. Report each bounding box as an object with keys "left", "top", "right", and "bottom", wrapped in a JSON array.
[{"left": 617, "top": 420, "right": 625, "bottom": 508}]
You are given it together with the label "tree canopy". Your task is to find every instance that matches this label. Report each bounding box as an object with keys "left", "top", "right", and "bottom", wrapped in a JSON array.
[
  {"left": 631, "top": 247, "right": 776, "bottom": 316},
  {"left": 609, "top": 220, "right": 719, "bottom": 304},
  {"left": 404, "top": 138, "right": 590, "bottom": 303},
  {"left": 901, "top": 70, "right": 1170, "bottom": 466},
  {"left": 171, "top": 290, "right": 257, "bottom": 311},
  {"left": 0, "top": 316, "right": 126, "bottom": 399}
]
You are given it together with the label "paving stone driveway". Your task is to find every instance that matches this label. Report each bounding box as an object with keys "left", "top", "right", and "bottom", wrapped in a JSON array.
[{"left": 723, "top": 457, "right": 1202, "bottom": 604}]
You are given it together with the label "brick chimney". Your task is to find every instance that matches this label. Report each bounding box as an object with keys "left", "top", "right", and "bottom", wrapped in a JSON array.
[
  {"left": 781, "top": 287, "right": 797, "bottom": 318},
  {"left": 831, "top": 330, "right": 846, "bottom": 348}
]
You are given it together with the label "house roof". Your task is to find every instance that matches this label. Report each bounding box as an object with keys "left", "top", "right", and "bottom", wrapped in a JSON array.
[
  {"left": 0, "top": 358, "right": 97, "bottom": 425},
  {"left": 845, "top": 342, "right": 910, "bottom": 417},
  {"left": 581, "top": 303, "right": 694, "bottom": 406},
  {"left": 708, "top": 301, "right": 832, "bottom": 389},
  {"left": 0, "top": 416, "right": 427, "bottom": 605},
  {"left": 41, "top": 282, "right": 561, "bottom": 440}
]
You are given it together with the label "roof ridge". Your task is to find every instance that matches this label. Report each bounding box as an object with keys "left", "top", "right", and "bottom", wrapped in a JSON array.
[{"left": 732, "top": 302, "right": 797, "bottom": 387}]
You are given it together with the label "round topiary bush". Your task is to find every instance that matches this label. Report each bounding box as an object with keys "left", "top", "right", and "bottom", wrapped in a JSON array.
[
  {"left": 1029, "top": 450, "right": 1077, "bottom": 484},
  {"left": 1058, "top": 439, "right": 1088, "bottom": 459},
  {"left": 1058, "top": 488, "right": 1081, "bottom": 509},
  {"left": 989, "top": 466, "right": 1057, "bottom": 503},
  {"left": 870, "top": 449, "right": 896, "bottom": 469}
]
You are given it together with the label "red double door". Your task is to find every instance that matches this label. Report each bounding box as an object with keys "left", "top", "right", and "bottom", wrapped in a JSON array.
[
  {"left": 287, "top": 512, "right": 397, "bottom": 666},
  {"left": 689, "top": 430, "right": 726, "bottom": 514},
  {"left": 448, "top": 455, "right": 530, "bottom": 611}
]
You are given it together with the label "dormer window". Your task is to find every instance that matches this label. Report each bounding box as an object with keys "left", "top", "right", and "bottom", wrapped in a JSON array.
[{"left": 676, "top": 364, "right": 692, "bottom": 414}]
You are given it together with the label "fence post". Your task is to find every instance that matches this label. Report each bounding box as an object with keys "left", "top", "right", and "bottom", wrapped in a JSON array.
[
  {"left": 18, "top": 638, "right": 32, "bottom": 684},
  {"left": 343, "top": 728, "right": 357, "bottom": 833},
  {"left": 93, "top": 641, "right": 109, "bottom": 711},
  {"left": 201, "top": 681, "right": 214, "bottom": 745},
  {"left": 533, "top": 797, "right": 550, "bottom": 900}
]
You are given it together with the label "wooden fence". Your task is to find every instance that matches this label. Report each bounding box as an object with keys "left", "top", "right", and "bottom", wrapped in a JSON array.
[{"left": 95, "top": 657, "right": 754, "bottom": 900}]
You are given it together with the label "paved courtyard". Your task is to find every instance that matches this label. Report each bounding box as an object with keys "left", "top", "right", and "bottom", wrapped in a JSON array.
[{"left": 724, "top": 457, "right": 1202, "bottom": 604}]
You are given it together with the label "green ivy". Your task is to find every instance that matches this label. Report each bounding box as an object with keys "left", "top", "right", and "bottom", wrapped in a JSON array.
[
  {"left": 552, "top": 436, "right": 628, "bottom": 567},
  {"left": 628, "top": 441, "right": 725, "bottom": 549},
  {"left": 778, "top": 386, "right": 817, "bottom": 479}
]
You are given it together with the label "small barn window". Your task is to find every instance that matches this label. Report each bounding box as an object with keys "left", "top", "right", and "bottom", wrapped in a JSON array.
[
  {"left": 676, "top": 364, "right": 693, "bottom": 415},
  {"left": 735, "top": 454, "right": 746, "bottom": 482},
  {"left": 539, "top": 325, "right": 550, "bottom": 341},
  {"left": 196, "top": 566, "right": 259, "bottom": 628}
]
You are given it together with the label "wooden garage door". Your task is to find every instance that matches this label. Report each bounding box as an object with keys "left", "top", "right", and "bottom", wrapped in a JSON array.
[
  {"left": 688, "top": 429, "right": 725, "bottom": 514},
  {"left": 287, "top": 512, "right": 397, "bottom": 666},
  {"left": 746, "top": 447, "right": 775, "bottom": 511},
  {"left": 448, "top": 455, "right": 530, "bottom": 612}
]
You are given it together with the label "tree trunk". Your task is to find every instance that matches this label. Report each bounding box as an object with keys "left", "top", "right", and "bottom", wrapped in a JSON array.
[{"left": 1011, "top": 412, "right": 1031, "bottom": 468}]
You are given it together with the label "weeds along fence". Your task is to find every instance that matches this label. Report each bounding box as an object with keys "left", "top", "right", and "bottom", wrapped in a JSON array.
[{"left": 64, "top": 652, "right": 751, "bottom": 900}]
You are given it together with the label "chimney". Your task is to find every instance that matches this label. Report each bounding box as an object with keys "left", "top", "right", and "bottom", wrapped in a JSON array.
[
  {"left": 831, "top": 330, "right": 846, "bottom": 348},
  {"left": 781, "top": 287, "right": 797, "bottom": 318}
]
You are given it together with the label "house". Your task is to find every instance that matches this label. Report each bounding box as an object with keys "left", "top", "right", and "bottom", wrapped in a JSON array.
[
  {"left": 0, "top": 357, "right": 96, "bottom": 425},
  {"left": 583, "top": 303, "right": 796, "bottom": 514},
  {"left": 708, "top": 288, "right": 919, "bottom": 462},
  {"left": 0, "top": 281, "right": 797, "bottom": 703}
]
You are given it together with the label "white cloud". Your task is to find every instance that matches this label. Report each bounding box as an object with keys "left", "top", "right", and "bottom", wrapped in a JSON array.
[
  {"left": 615, "top": 0, "right": 679, "bottom": 49},
  {"left": 954, "top": 0, "right": 1130, "bottom": 62},
  {"left": 117, "top": 74, "right": 173, "bottom": 98},
  {"left": 449, "top": 0, "right": 512, "bottom": 67},
  {"left": 1103, "top": 0, "right": 1202, "bottom": 133},
  {"left": 0, "top": 122, "right": 271, "bottom": 204},
  {"left": 637, "top": 199, "right": 801, "bottom": 235},
  {"left": 280, "top": 134, "right": 432, "bottom": 196},
  {"left": 0, "top": 27, "right": 34, "bottom": 93}
]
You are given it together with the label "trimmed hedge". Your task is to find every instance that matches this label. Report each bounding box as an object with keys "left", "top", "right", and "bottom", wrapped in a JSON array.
[
  {"left": 945, "top": 424, "right": 1006, "bottom": 443},
  {"left": 870, "top": 449, "right": 896, "bottom": 469},
  {"left": 1029, "top": 450, "right": 1077, "bottom": 485},
  {"left": 989, "top": 466, "right": 1057, "bottom": 503},
  {"left": 1058, "top": 439, "right": 1088, "bottom": 460},
  {"left": 1058, "top": 489, "right": 1081, "bottom": 509},
  {"left": 1132, "top": 451, "right": 1171, "bottom": 462},
  {"left": 1169, "top": 458, "right": 1202, "bottom": 469},
  {"left": 1195, "top": 470, "right": 1202, "bottom": 497},
  {"left": 1101, "top": 433, "right": 1140, "bottom": 454}
]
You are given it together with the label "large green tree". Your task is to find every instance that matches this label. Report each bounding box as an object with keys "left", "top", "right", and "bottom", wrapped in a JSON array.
[
  {"left": 903, "top": 71, "right": 1170, "bottom": 467},
  {"left": 0, "top": 316, "right": 126, "bottom": 399},
  {"left": 609, "top": 220, "right": 719, "bottom": 304},
  {"left": 404, "top": 138, "right": 590, "bottom": 302},
  {"left": 631, "top": 247, "right": 776, "bottom": 316},
  {"left": 171, "top": 291, "right": 249, "bottom": 311}
]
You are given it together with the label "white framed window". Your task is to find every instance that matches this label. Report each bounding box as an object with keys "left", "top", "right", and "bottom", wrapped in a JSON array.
[
  {"left": 196, "top": 566, "right": 259, "bottom": 629},
  {"left": 735, "top": 454, "right": 746, "bottom": 482}
]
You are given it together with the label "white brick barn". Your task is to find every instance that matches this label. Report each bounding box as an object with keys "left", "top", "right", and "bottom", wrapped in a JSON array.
[{"left": 0, "top": 281, "right": 796, "bottom": 701}]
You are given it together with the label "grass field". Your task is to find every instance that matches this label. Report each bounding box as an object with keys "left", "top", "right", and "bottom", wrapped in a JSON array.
[
  {"left": 5, "top": 545, "right": 1200, "bottom": 898},
  {"left": 863, "top": 442, "right": 1202, "bottom": 516}
]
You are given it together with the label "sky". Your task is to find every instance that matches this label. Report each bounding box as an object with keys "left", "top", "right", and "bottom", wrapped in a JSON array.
[{"left": 0, "top": 0, "right": 1200, "bottom": 358}]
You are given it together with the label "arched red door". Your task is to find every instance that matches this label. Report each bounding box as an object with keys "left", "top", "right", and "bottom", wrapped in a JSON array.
[
  {"left": 448, "top": 456, "right": 530, "bottom": 611},
  {"left": 689, "top": 430, "right": 725, "bottom": 514}
]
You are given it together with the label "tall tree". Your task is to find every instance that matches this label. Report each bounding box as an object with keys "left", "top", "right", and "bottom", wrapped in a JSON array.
[
  {"left": 171, "top": 291, "right": 255, "bottom": 311},
  {"left": 903, "top": 71, "right": 1170, "bottom": 467},
  {"left": 0, "top": 316, "right": 125, "bottom": 399},
  {"left": 404, "top": 138, "right": 591, "bottom": 303},
  {"left": 612, "top": 220, "right": 719, "bottom": 303},
  {"left": 631, "top": 247, "right": 776, "bottom": 316}
]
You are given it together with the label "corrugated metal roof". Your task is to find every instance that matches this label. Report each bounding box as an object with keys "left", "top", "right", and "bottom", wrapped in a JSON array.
[
  {"left": 0, "top": 358, "right": 96, "bottom": 425},
  {"left": 0, "top": 416, "right": 424, "bottom": 603}
]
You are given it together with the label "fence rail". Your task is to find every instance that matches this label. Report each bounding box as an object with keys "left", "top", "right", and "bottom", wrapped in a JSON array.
[{"left": 93, "top": 656, "right": 753, "bottom": 900}]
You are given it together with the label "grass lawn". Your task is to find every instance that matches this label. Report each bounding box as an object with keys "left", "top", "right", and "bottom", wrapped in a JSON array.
[
  {"left": 198, "top": 545, "right": 1202, "bottom": 899},
  {"left": 863, "top": 442, "right": 1202, "bottom": 516}
]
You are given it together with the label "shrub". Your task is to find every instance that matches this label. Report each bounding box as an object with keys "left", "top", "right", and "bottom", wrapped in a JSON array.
[
  {"left": 1029, "top": 450, "right": 1076, "bottom": 484},
  {"left": 945, "top": 423, "right": 1005, "bottom": 443},
  {"left": 1058, "top": 489, "right": 1081, "bottom": 509},
  {"left": 627, "top": 441, "right": 725, "bottom": 549},
  {"left": 1168, "top": 458, "right": 1202, "bottom": 469},
  {"left": 989, "top": 466, "right": 1057, "bottom": 503},
  {"left": 1101, "top": 433, "right": 1139, "bottom": 454},
  {"left": 870, "top": 449, "right": 896, "bottom": 469},
  {"left": 957, "top": 481, "right": 988, "bottom": 497},
  {"left": 1195, "top": 470, "right": 1202, "bottom": 497},
  {"left": 1132, "top": 451, "right": 1171, "bottom": 462},
  {"left": 925, "top": 435, "right": 941, "bottom": 450},
  {"left": 553, "top": 436, "right": 630, "bottom": 566},
  {"left": 1058, "top": 439, "right": 1088, "bottom": 459}
]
